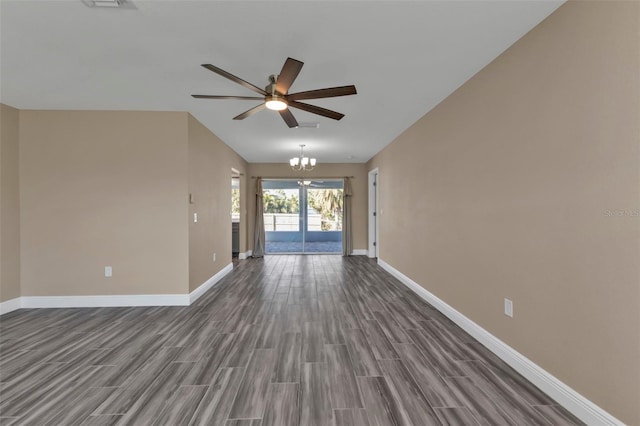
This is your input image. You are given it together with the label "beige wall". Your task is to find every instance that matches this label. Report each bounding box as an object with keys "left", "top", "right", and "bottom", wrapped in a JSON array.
[
  {"left": 246, "top": 163, "right": 368, "bottom": 253},
  {"left": 187, "top": 115, "right": 247, "bottom": 292},
  {"left": 0, "top": 104, "right": 21, "bottom": 302},
  {"left": 19, "top": 110, "right": 190, "bottom": 296},
  {"left": 367, "top": 2, "right": 639, "bottom": 423}
]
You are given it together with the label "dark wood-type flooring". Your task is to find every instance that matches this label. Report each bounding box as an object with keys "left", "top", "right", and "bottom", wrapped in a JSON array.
[{"left": 0, "top": 255, "right": 584, "bottom": 425}]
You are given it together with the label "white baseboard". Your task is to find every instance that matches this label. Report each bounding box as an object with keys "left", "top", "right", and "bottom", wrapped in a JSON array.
[
  {"left": 20, "top": 293, "right": 190, "bottom": 309},
  {"left": 189, "top": 263, "right": 233, "bottom": 304},
  {"left": 239, "top": 250, "right": 252, "bottom": 260},
  {"left": 351, "top": 249, "right": 368, "bottom": 256},
  {"left": 377, "top": 258, "right": 623, "bottom": 426},
  {"left": 0, "top": 297, "right": 22, "bottom": 315},
  {"left": 0, "top": 263, "right": 236, "bottom": 315}
]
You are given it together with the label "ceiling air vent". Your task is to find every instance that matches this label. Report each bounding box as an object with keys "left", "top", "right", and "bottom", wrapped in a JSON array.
[
  {"left": 295, "top": 123, "right": 320, "bottom": 129},
  {"left": 82, "top": 0, "right": 136, "bottom": 9}
]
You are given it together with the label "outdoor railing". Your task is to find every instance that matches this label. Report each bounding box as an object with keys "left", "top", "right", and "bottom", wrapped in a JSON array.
[{"left": 263, "top": 213, "right": 341, "bottom": 231}]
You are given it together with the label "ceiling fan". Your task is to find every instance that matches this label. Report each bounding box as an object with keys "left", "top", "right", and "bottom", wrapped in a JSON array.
[
  {"left": 191, "top": 57, "right": 357, "bottom": 128},
  {"left": 298, "top": 180, "right": 325, "bottom": 187}
]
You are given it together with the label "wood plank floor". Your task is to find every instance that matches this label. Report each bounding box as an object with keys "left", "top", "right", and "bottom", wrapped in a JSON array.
[{"left": 0, "top": 255, "right": 584, "bottom": 425}]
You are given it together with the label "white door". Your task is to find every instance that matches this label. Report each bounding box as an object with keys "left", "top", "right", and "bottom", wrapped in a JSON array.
[{"left": 368, "top": 169, "right": 379, "bottom": 258}]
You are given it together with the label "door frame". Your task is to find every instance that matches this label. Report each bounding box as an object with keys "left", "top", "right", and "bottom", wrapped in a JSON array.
[
  {"left": 368, "top": 168, "right": 379, "bottom": 258},
  {"left": 262, "top": 178, "right": 343, "bottom": 254}
]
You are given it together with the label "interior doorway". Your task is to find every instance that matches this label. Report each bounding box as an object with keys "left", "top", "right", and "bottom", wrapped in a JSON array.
[
  {"left": 368, "top": 168, "right": 379, "bottom": 258},
  {"left": 231, "top": 170, "right": 240, "bottom": 258},
  {"left": 262, "top": 179, "right": 343, "bottom": 254}
]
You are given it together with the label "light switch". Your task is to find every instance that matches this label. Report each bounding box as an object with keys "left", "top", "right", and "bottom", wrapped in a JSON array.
[
  {"left": 194, "top": 212, "right": 198, "bottom": 223},
  {"left": 105, "top": 266, "right": 112, "bottom": 277},
  {"left": 504, "top": 298, "right": 513, "bottom": 318}
]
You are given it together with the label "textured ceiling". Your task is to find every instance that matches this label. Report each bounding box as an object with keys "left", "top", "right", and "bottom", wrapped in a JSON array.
[{"left": 0, "top": 0, "right": 563, "bottom": 163}]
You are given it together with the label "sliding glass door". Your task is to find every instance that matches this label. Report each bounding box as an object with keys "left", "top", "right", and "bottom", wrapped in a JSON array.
[
  {"left": 262, "top": 179, "right": 343, "bottom": 254},
  {"left": 263, "top": 180, "right": 303, "bottom": 253}
]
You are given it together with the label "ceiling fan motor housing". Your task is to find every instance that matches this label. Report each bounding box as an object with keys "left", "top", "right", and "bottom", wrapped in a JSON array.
[{"left": 266, "top": 74, "right": 279, "bottom": 93}]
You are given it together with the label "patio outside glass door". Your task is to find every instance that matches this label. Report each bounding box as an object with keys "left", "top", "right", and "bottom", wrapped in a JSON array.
[{"left": 262, "top": 179, "right": 343, "bottom": 254}]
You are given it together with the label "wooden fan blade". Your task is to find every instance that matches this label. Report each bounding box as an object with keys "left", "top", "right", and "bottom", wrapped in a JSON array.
[
  {"left": 275, "top": 57, "right": 304, "bottom": 95},
  {"left": 287, "top": 85, "right": 357, "bottom": 101},
  {"left": 279, "top": 108, "right": 299, "bottom": 128},
  {"left": 288, "top": 101, "right": 345, "bottom": 121},
  {"left": 233, "top": 104, "right": 266, "bottom": 120},
  {"left": 201, "top": 64, "right": 268, "bottom": 96},
  {"left": 192, "top": 95, "right": 264, "bottom": 100}
]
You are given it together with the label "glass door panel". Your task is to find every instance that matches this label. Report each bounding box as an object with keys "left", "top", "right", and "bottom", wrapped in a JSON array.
[
  {"left": 306, "top": 183, "right": 343, "bottom": 253},
  {"left": 263, "top": 181, "right": 303, "bottom": 253},
  {"left": 262, "top": 179, "right": 343, "bottom": 254}
]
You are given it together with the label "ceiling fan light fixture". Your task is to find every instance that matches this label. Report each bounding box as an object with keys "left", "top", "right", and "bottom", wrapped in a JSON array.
[{"left": 265, "top": 96, "right": 288, "bottom": 111}]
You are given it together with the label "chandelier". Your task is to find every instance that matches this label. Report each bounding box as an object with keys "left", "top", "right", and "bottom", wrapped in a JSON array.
[{"left": 289, "top": 144, "right": 316, "bottom": 172}]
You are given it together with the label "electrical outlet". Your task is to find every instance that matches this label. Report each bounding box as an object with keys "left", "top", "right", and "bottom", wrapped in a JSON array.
[
  {"left": 105, "top": 266, "right": 112, "bottom": 278},
  {"left": 193, "top": 212, "right": 198, "bottom": 223},
  {"left": 213, "top": 252, "right": 216, "bottom": 262},
  {"left": 504, "top": 298, "right": 513, "bottom": 318}
]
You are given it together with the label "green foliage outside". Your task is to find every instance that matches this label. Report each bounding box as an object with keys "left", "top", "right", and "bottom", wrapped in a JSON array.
[
  {"left": 263, "top": 190, "right": 300, "bottom": 213},
  {"left": 263, "top": 188, "right": 343, "bottom": 231},
  {"left": 232, "top": 188, "right": 240, "bottom": 214},
  {"left": 308, "top": 189, "right": 343, "bottom": 231}
]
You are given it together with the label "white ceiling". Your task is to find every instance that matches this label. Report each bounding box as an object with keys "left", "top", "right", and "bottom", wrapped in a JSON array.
[{"left": 0, "top": 0, "right": 562, "bottom": 163}]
